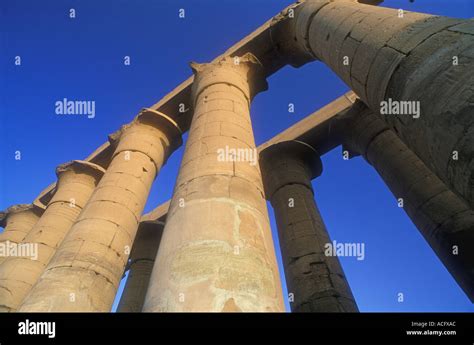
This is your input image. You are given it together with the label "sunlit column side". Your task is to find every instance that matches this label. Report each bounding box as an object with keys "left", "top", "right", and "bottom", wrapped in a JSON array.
[
  {"left": 143, "top": 54, "right": 285, "bottom": 312},
  {"left": 19, "top": 110, "right": 182, "bottom": 312},
  {"left": 0, "top": 161, "right": 105, "bottom": 312},
  {"left": 0, "top": 204, "right": 45, "bottom": 266}
]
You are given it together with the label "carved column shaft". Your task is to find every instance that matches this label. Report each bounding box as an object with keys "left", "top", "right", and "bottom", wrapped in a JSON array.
[
  {"left": 342, "top": 101, "right": 474, "bottom": 302},
  {"left": 19, "top": 111, "right": 182, "bottom": 312},
  {"left": 143, "top": 54, "right": 284, "bottom": 312},
  {"left": 0, "top": 204, "right": 45, "bottom": 265},
  {"left": 260, "top": 140, "right": 358, "bottom": 312},
  {"left": 0, "top": 161, "right": 105, "bottom": 312},
  {"left": 294, "top": 0, "right": 474, "bottom": 208},
  {"left": 117, "top": 220, "right": 164, "bottom": 312}
]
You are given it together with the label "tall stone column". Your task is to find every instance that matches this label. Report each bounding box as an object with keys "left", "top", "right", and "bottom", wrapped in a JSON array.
[
  {"left": 143, "top": 54, "right": 284, "bottom": 312},
  {"left": 0, "top": 204, "right": 45, "bottom": 265},
  {"left": 293, "top": 0, "right": 474, "bottom": 208},
  {"left": 0, "top": 161, "right": 105, "bottom": 312},
  {"left": 19, "top": 109, "right": 182, "bottom": 312},
  {"left": 260, "top": 140, "right": 358, "bottom": 312},
  {"left": 342, "top": 101, "right": 474, "bottom": 302},
  {"left": 117, "top": 220, "right": 164, "bottom": 312}
]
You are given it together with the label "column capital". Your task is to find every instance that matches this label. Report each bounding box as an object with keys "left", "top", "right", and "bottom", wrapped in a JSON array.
[
  {"left": 259, "top": 140, "right": 322, "bottom": 200},
  {"left": 0, "top": 204, "right": 44, "bottom": 228},
  {"left": 136, "top": 108, "right": 183, "bottom": 153},
  {"left": 269, "top": 2, "right": 315, "bottom": 68},
  {"left": 108, "top": 108, "right": 182, "bottom": 169},
  {"left": 56, "top": 160, "right": 106, "bottom": 181},
  {"left": 51, "top": 160, "right": 106, "bottom": 207},
  {"left": 190, "top": 53, "right": 268, "bottom": 103}
]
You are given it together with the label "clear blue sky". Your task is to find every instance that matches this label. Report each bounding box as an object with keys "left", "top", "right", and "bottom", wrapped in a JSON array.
[{"left": 1, "top": 0, "right": 473, "bottom": 312}]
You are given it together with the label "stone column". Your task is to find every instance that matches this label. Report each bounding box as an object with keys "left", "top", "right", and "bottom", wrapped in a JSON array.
[
  {"left": 0, "top": 161, "right": 105, "bottom": 312},
  {"left": 342, "top": 101, "right": 474, "bottom": 302},
  {"left": 260, "top": 140, "right": 358, "bottom": 312},
  {"left": 293, "top": 0, "right": 474, "bottom": 208},
  {"left": 0, "top": 204, "right": 45, "bottom": 265},
  {"left": 117, "top": 220, "right": 164, "bottom": 312},
  {"left": 19, "top": 109, "right": 182, "bottom": 312},
  {"left": 143, "top": 54, "right": 284, "bottom": 312}
]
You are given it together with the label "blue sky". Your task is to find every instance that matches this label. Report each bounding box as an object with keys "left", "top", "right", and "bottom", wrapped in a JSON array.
[{"left": 1, "top": 0, "right": 473, "bottom": 312}]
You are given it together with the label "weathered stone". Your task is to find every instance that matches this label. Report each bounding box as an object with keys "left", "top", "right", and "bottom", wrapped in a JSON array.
[
  {"left": 294, "top": 1, "right": 474, "bottom": 208},
  {"left": 19, "top": 110, "right": 182, "bottom": 312},
  {"left": 0, "top": 204, "right": 45, "bottom": 266},
  {"left": 0, "top": 161, "right": 105, "bottom": 312},
  {"left": 5, "top": 0, "right": 472, "bottom": 313},
  {"left": 143, "top": 54, "right": 284, "bottom": 312},
  {"left": 260, "top": 140, "right": 358, "bottom": 312},
  {"left": 342, "top": 102, "right": 474, "bottom": 302},
  {"left": 117, "top": 221, "right": 164, "bottom": 312}
]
